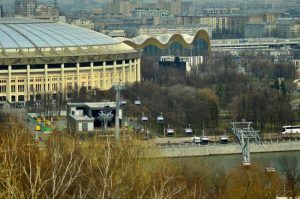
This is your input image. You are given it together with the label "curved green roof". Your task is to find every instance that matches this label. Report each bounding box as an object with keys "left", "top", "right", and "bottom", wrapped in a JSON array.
[{"left": 120, "top": 29, "right": 211, "bottom": 51}]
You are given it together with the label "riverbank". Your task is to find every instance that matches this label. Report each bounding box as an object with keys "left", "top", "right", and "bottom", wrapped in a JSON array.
[{"left": 155, "top": 140, "right": 300, "bottom": 158}]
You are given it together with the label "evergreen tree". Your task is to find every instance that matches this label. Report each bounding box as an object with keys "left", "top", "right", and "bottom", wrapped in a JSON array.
[
  {"left": 273, "top": 79, "right": 280, "bottom": 92},
  {"left": 280, "top": 80, "right": 287, "bottom": 96}
]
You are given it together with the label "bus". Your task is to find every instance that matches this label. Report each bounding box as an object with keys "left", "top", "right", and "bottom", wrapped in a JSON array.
[{"left": 282, "top": 126, "right": 300, "bottom": 134}]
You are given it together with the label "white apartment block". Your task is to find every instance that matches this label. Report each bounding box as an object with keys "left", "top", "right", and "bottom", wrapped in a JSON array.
[
  {"left": 137, "top": 26, "right": 212, "bottom": 37},
  {"left": 132, "top": 8, "right": 168, "bottom": 19},
  {"left": 199, "top": 16, "right": 229, "bottom": 31}
]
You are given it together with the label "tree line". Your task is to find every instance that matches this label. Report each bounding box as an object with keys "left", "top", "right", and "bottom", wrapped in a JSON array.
[
  {"left": 0, "top": 115, "right": 300, "bottom": 198},
  {"left": 137, "top": 53, "right": 297, "bottom": 132},
  {"left": 59, "top": 53, "right": 297, "bottom": 133},
  {"left": 123, "top": 83, "right": 219, "bottom": 131}
]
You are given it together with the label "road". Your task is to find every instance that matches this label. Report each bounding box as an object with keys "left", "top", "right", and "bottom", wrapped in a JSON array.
[{"left": 156, "top": 137, "right": 300, "bottom": 149}]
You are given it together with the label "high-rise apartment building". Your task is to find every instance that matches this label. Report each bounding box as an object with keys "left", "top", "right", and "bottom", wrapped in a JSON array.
[
  {"left": 106, "top": 0, "right": 131, "bottom": 14},
  {"left": 0, "top": 5, "right": 3, "bottom": 18},
  {"left": 35, "top": 3, "right": 59, "bottom": 20},
  {"left": 14, "top": 0, "right": 59, "bottom": 20},
  {"left": 170, "top": 0, "right": 181, "bottom": 16},
  {"left": 136, "top": 25, "right": 212, "bottom": 38},
  {"left": 198, "top": 16, "right": 229, "bottom": 31},
  {"left": 15, "top": 0, "right": 26, "bottom": 16},
  {"left": 26, "top": 1, "right": 35, "bottom": 16},
  {"left": 158, "top": 0, "right": 181, "bottom": 16},
  {"left": 203, "top": 7, "right": 241, "bottom": 15},
  {"left": 181, "top": 1, "right": 193, "bottom": 15},
  {"left": 120, "top": 1, "right": 132, "bottom": 15}
]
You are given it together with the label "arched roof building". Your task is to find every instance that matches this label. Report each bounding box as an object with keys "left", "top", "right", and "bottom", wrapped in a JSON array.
[{"left": 118, "top": 29, "right": 211, "bottom": 57}]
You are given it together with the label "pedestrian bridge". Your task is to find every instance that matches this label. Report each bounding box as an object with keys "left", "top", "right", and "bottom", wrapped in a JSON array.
[{"left": 211, "top": 37, "right": 300, "bottom": 50}]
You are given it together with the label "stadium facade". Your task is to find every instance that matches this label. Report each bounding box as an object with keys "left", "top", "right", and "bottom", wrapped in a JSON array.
[{"left": 0, "top": 18, "right": 141, "bottom": 102}]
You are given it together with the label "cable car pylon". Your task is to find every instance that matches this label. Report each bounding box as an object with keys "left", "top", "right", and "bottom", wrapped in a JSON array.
[
  {"left": 231, "top": 121, "right": 260, "bottom": 166},
  {"left": 113, "top": 83, "right": 126, "bottom": 143}
]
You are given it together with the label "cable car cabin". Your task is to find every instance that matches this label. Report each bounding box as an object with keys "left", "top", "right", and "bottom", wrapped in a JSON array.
[
  {"left": 220, "top": 135, "right": 229, "bottom": 144},
  {"left": 201, "top": 136, "right": 209, "bottom": 145},
  {"left": 185, "top": 128, "right": 192, "bottom": 135},
  {"left": 120, "top": 100, "right": 127, "bottom": 106},
  {"left": 265, "top": 167, "right": 276, "bottom": 173},
  {"left": 166, "top": 128, "right": 174, "bottom": 136},
  {"left": 157, "top": 115, "right": 164, "bottom": 123},
  {"left": 134, "top": 100, "right": 141, "bottom": 105},
  {"left": 265, "top": 162, "right": 275, "bottom": 173},
  {"left": 141, "top": 116, "right": 148, "bottom": 123},
  {"left": 134, "top": 98, "right": 141, "bottom": 105}
]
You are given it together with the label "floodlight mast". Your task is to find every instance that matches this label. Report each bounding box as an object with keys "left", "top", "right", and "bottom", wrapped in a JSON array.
[
  {"left": 231, "top": 122, "right": 260, "bottom": 166},
  {"left": 114, "top": 83, "right": 126, "bottom": 143}
]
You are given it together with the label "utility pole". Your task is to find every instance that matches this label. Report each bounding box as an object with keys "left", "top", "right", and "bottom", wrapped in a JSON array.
[{"left": 114, "top": 83, "right": 125, "bottom": 143}]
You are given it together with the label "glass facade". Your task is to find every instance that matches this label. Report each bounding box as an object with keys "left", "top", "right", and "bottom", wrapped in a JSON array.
[{"left": 142, "top": 38, "right": 209, "bottom": 58}]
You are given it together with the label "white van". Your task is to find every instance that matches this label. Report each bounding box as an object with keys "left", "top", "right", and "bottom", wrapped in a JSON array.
[{"left": 192, "top": 137, "right": 201, "bottom": 144}]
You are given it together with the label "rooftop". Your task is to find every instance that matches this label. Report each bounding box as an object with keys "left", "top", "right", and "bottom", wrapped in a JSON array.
[
  {"left": 0, "top": 17, "right": 120, "bottom": 49},
  {"left": 68, "top": 102, "right": 117, "bottom": 109},
  {"left": 69, "top": 115, "right": 94, "bottom": 121},
  {"left": 119, "top": 29, "right": 211, "bottom": 50}
]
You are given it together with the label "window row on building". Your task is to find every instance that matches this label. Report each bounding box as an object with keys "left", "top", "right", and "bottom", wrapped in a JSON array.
[{"left": 0, "top": 59, "right": 141, "bottom": 102}]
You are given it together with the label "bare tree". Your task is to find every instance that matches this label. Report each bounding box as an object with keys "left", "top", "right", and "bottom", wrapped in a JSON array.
[{"left": 281, "top": 157, "right": 300, "bottom": 199}]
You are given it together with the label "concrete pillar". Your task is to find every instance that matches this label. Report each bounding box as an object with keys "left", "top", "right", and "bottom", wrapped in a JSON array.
[
  {"left": 113, "top": 60, "right": 117, "bottom": 84},
  {"left": 44, "top": 64, "right": 48, "bottom": 92},
  {"left": 26, "top": 65, "right": 30, "bottom": 101},
  {"left": 61, "top": 63, "right": 65, "bottom": 94},
  {"left": 137, "top": 58, "right": 141, "bottom": 82},
  {"left": 7, "top": 65, "right": 11, "bottom": 102},
  {"left": 102, "top": 62, "right": 106, "bottom": 90},
  {"left": 90, "top": 62, "right": 94, "bottom": 89},
  {"left": 49, "top": 77, "right": 52, "bottom": 93},
  {"left": 133, "top": 59, "right": 137, "bottom": 81},
  {"left": 76, "top": 62, "right": 80, "bottom": 90},
  {"left": 129, "top": 59, "right": 132, "bottom": 83},
  {"left": 122, "top": 60, "right": 126, "bottom": 84}
]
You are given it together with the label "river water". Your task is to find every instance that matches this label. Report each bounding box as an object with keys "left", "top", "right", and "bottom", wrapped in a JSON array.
[{"left": 172, "top": 151, "right": 300, "bottom": 173}]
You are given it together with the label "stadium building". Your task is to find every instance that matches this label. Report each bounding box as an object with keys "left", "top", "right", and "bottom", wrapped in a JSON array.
[{"left": 0, "top": 18, "right": 141, "bottom": 103}]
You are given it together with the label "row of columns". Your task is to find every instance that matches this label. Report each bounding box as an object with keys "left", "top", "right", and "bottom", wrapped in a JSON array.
[{"left": 4, "top": 58, "right": 141, "bottom": 102}]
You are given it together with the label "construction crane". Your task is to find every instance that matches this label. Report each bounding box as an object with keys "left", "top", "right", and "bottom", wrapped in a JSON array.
[{"left": 230, "top": 122, "right": 260, "bottom": 166}]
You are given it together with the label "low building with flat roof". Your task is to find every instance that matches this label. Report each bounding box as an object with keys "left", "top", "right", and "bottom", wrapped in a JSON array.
[
  {"left": 68, "top": 115, "right": 94, "bottom": 133},
  {"left": 67, "top": 102, "right": 122, "bottom": 130}
]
